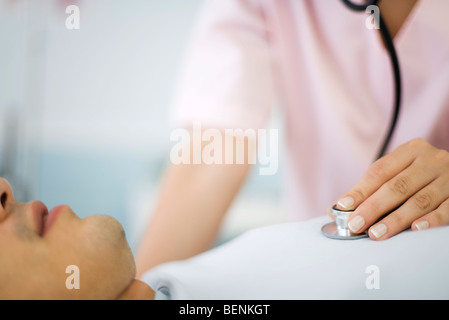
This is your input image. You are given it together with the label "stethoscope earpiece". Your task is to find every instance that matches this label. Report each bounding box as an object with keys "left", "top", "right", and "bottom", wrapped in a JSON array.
[{"left": 321, "top": 205, "right": 368, "bottom": 240}]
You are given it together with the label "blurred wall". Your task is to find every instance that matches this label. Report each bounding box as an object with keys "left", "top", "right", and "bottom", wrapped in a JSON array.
[{"left": 0, "top": 0, "right": 286, "bottom": 251}]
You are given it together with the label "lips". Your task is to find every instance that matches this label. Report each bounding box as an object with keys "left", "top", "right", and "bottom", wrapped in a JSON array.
[
  {"left": 42, "top": 205, "right": 68, "bottom": 236},
  {"left": 28, "top": 201, "right": 68, "bottom": 236}
]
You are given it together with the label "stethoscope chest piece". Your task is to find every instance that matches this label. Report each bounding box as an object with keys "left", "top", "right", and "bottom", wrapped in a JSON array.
[{"left": 321, "top": 205, "right": 369, "bottom": 240}]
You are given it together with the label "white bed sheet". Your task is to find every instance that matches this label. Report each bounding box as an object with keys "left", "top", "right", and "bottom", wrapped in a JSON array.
[{"left": 141, "top": 216, "right": 449, "bottom": 299}]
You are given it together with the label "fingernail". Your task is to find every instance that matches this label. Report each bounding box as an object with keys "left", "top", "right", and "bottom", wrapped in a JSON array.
[
  {"left": 415, "top": 220, "right": 429, "bottom": 231},
  {"left": 348, "top": 215, "right": 365, "bottom": 233},
  {"left": 337, "top": 197, "right": 354, "bottom": 210},
  {"left": 371, "top": 224, "right": 387, "bottom": 238}
]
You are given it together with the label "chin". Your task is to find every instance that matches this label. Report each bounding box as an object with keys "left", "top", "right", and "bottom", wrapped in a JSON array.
[{"left": 80, "top": 214, "right": 137, "bottom": 296}]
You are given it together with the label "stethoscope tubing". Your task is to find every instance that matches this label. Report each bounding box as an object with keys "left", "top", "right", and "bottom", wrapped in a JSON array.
[{"left": 342, "top": 0, "right": 402, "bottom": 160}]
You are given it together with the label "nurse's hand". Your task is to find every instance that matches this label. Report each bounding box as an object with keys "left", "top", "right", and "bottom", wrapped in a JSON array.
[{"left": 333, "top": 138, "right": 449, "bottom": 240}]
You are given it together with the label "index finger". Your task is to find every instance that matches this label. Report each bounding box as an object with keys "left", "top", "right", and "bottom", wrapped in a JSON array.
[{"left": 335, "top": 140, "right": 418, "bottom": 212}]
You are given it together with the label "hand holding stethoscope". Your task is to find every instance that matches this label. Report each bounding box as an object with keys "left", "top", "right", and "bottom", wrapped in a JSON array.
[
  {"left": 334, "top": 138, "right": 449, "bottom": 240},
  {"left": 323, "top": 0, "right": 449, "bottom": 240}
]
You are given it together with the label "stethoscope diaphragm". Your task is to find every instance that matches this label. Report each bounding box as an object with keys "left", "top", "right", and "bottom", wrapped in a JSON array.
[{"left": 321, "top": 205, "right": 368, "bottom": 240}]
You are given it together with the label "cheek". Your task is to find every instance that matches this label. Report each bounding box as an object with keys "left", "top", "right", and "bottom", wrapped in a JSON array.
[{"left": 0, "top": 235, "right": 58, "bottom": 299}]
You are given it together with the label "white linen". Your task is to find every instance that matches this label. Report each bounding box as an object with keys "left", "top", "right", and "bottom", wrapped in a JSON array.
[{"left": 142, "top": 216, "right": 449, "bottom": 299}]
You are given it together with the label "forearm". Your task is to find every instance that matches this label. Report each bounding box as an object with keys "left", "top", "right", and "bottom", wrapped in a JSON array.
[{"left": 135, "top": 161, "right": 251, "bottom": 278}]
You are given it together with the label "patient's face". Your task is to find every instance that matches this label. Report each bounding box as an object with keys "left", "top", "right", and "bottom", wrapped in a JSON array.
[{"left": 0, "top": 178, "right": 135, "bottom": 299}]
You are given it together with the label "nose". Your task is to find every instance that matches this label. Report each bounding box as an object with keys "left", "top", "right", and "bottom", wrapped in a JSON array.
[{"left": 0, "top": 178, "right": 15, "bottom": 222}]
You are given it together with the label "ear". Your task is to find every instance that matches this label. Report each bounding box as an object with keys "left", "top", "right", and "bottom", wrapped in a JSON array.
[{"left": 116, "top": 279, "right": 155, "bottom": 300}]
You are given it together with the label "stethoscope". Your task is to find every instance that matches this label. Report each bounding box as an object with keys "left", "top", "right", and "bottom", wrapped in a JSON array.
[{"left": 321, "top": 0, "right": 402, "bottom": 240}]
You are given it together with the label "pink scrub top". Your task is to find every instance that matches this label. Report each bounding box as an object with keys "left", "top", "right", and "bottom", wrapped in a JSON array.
[{"left": 169, "top": 0, "right": 449, "bottom": 221}]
